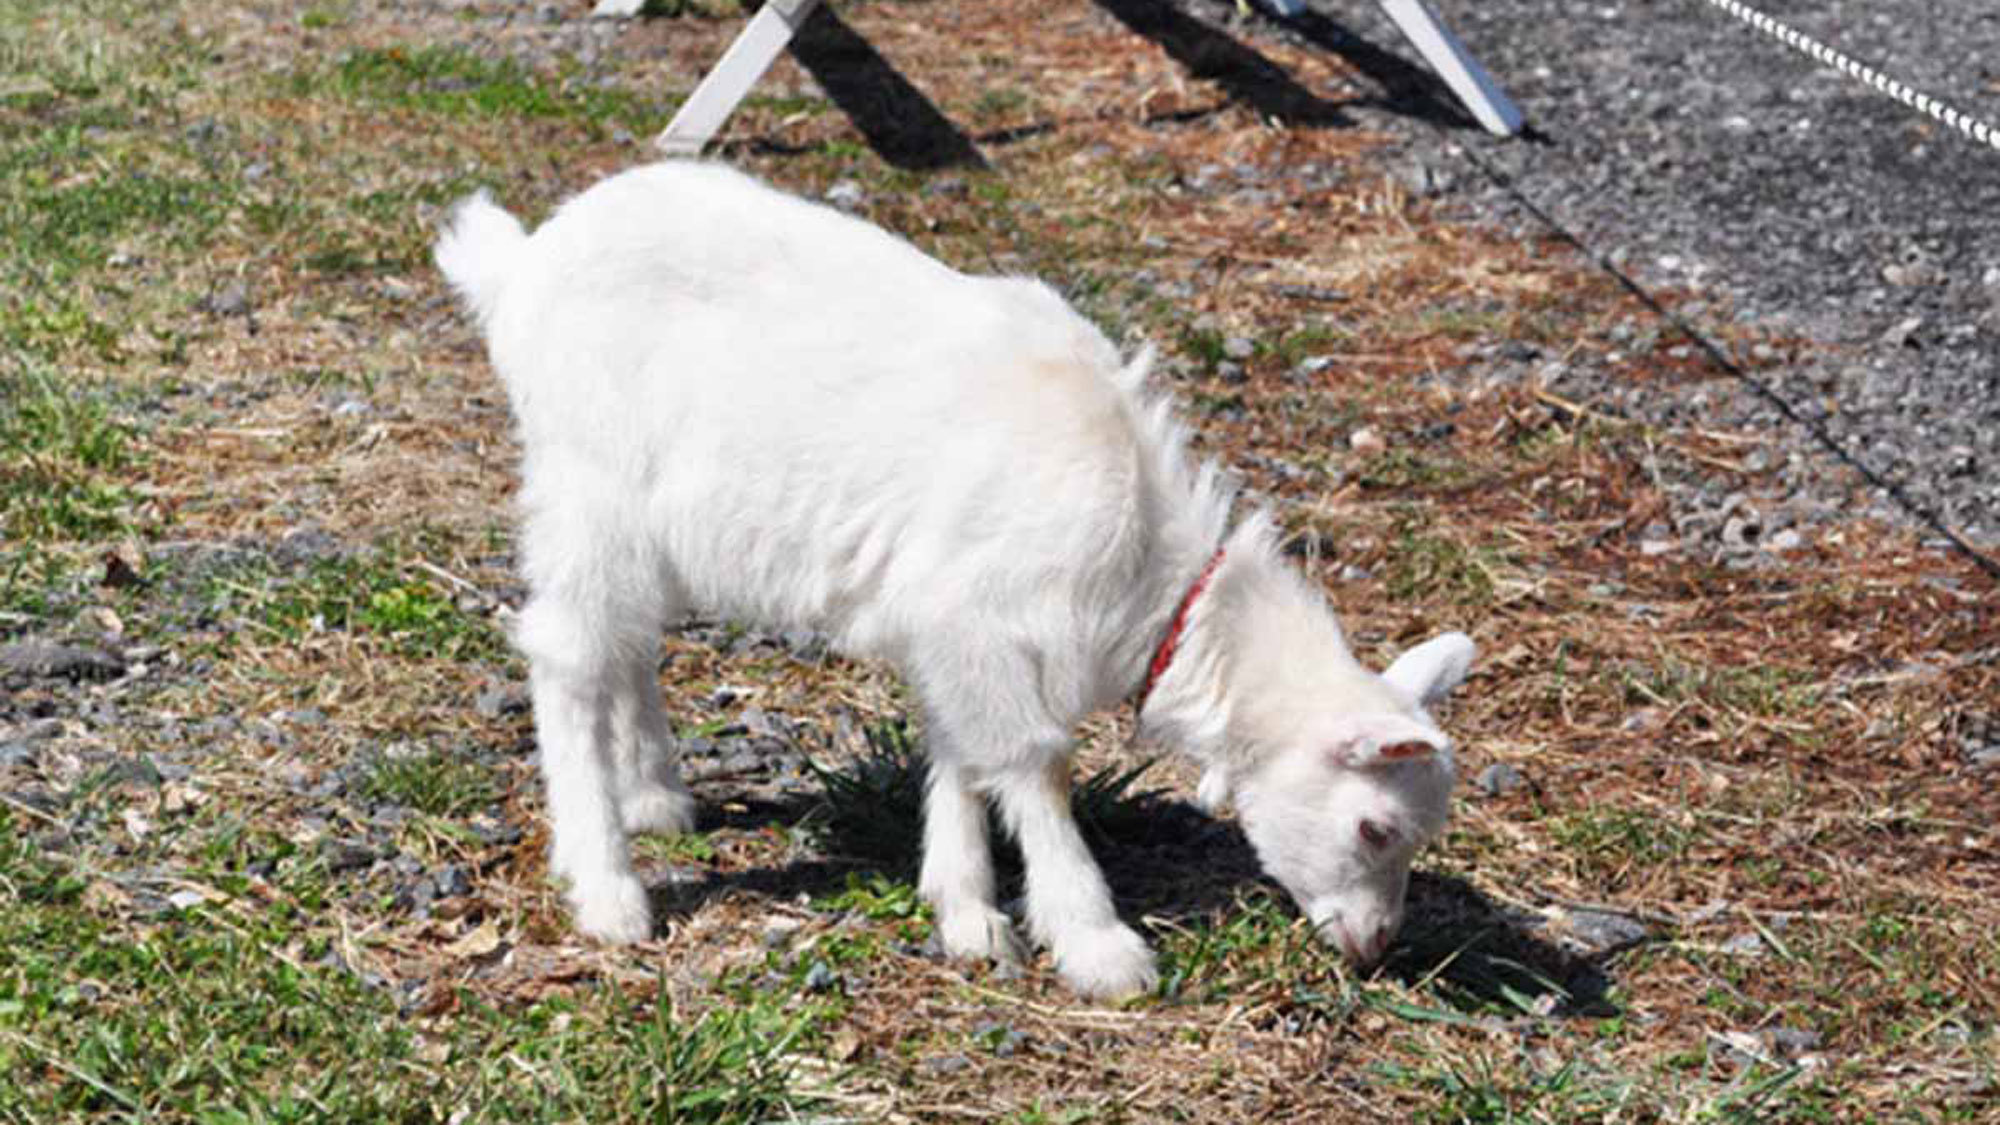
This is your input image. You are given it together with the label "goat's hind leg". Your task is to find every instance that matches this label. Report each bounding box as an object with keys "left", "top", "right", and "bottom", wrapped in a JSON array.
[
  {"left": 518, "top": 592, "right": 655, "bottom": 944},
  {"left": 609, "top": 651, "right": 697, "bottom": 836}
]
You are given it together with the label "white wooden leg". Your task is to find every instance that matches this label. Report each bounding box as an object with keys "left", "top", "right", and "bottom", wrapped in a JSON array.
[
  {"left": 656, "top": 0, "right": 824, "bottom": 156},
  {"left": 1377, "top": 0, "right": 1523, "bottom": 135}
]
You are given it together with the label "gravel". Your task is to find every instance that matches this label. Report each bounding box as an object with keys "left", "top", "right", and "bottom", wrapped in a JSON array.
[{"left": 1304, "top": 0, "right": 2000, "bottom": 556}]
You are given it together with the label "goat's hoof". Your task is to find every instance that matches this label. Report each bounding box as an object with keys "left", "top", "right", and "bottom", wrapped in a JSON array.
[
  {"left": 936, "top": 905, "right": 1026, "bottom": 966},
  {"left": 620, "top": 784, "right": 697, "bottom": 835},
  {"left": 1055, "top": 924, "right": 1158, "bottom": 1001},
  {"left": 570, "top": 874, "right": 653, "bottom": 944}
]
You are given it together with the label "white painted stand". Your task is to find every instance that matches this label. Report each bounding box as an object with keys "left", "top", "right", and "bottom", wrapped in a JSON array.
[
  {"left": 656, "top": 0, "right": 826, "bottom": 156},
  {"left": 1374, "top": 0, "right": 1521, "bottom": 135},
  {"left": 653, "top": 0, "right": 1520, "bottom": 154}
]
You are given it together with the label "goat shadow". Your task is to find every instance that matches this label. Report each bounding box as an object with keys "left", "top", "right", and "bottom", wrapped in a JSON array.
[{"left": 649, "top": 754, "right": 1616, "bottom": 1018}]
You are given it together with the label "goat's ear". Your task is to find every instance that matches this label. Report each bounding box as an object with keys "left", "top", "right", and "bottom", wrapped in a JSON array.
[
  {"left": 1329, "top": 714, "right": 1449, "bottom": 770},
  {"left": 1383, "top": 631, "right": 1476, "bottom": 707}
]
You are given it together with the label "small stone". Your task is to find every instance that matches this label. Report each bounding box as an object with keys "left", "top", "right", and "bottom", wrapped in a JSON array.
[
  {"left": 1765, "top": 528, "right": 1804, "bottom": 553},
  {"left": 1720, "top": 515, "right": 1761, "bottom": 550},
  {"left": 1474, "top": 762, "right": 1526, "bottom": 797},
  {"left": 166, "top": 889, "right": 207, "bottom": 911},
  {"left": 1222, "top": 336, "right": 1255, "bottom": 360},
  {"left": 323, "top": 840, "right": 376, "bottom": 874},
  {"left": 1562, "top": 908, "right": 1650, "bottom": 952},
  {"left": 475, "top": 682, "right": 529, "bottom": 719},
  {"left": 1765, "top": 1027, "right": 1822, "bottom": 1056},
  {"left": 922, "top": 1053, "right": 973, "bottom": 1076},
  {"left": 1639, "top": 537, "right": 1676, "bottom": 557},
  {"left": 1881, "top": 316, "right": 1926, "bottom": 348},
  {"left": 432, "top": 864, "right": 472, "bottom": 898},
  {"left": 1348, "top": 428, "right": 1386, "bottom": 455},
  {"left": 760, "top": 916, "right": 806, "bottom": 950},
  {"left": 1293, "top": 355, "right": 1336, "bottom": 379},
  {"left": 0, "top": 640, "right": 125, "bottom": 682},
  {"left": 823, "top": 181, "right": 865, "bottom": 211},
  {"left": 206, "top": 282, "right": 251, "bottom": 318},
  {"left": 1216, "top": 361, "right": 1245, "bottom": 383},
  {"left": 801, "top": 960, "right": 840, "bottom": 993},
  {"left": 1719, "top": 931, "right": 1764, "bottom": 956}
]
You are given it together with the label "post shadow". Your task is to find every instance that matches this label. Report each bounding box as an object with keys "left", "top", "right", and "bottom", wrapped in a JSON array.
[
  {"left": 784, "top": 2, "right": 988, "bottom": 170},
  {"left": 1090, "top": 0, "right": 1359, "bottom": 127},
  {"left": 1282, "top": 6, "right": 1482, "bottom": 132}
]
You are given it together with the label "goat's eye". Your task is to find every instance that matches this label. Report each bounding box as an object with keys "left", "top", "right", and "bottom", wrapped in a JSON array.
[{"left": 1358, "top": 818, "right": 1395, "bottom": 849}]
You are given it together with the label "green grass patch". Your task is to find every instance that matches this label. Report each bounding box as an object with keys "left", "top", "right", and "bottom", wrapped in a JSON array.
[
  {"left": 358, "top": 746, "right": 500, "bottom": 818},
  {"left": 313, "top": 45, "right": 676, "bottom": 136},
  {"left": 0, "top": 811, "right": 820, "bottom": 1123},
  {"left": 202, "top": 548, "right": 505, "bottom": 661},
  {"left": 0, "top": 366, "right": 137, "bottom": 541},
  {"left": 1381, "top": 511, "right": 1501, "bottom": 607}
]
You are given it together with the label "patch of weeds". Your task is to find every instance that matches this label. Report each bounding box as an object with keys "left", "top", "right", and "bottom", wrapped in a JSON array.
[
  {"left": 1268, "top": 325, "right": 1348, "bottom": 369},
  {"left": 3, "top": 156, "right": 231, "bottom": 283},
  {"left": 1381, "top": 510, "right": 1499, "bottom": 607},
  {"left": 316, "top": 45, "right": 674, "bottom": 136},
  {"left": 1374, "top": 1050, "right": 1643, "bottom": 1125},
  {"left": 1621, "top": 659, "right": 1820, "bottom": 721},
  {"left": 1356, "top": 449, "right": 1476, "bottom": 493},
  {"left": 356, "top": 746, "right": 499, "bottom": 818},
  {"left": 1155, "top": 890, "right": 1324, "bottom": 1003},
  {"left": 299, "top": 3, "right": 350, "bottom": 29},
  {"left": 1548, "top": 806, "right": 1692, "bottom": 884},
  {"left": 2, "top": 293, "right": 121, "bottom": 362},
  {"left": 972, "top": 86, "right": 1030, "bottom": 123},
  {"left": 806, "top": 719, "right": 926, "bottom": 869},
  {"left": 210, "top": 549, "right": 504, "bottom": 660},
  {"left": 818, "top": 872, "right": 925, "bottom": 924},
  {"left": 1177, "top": 325, "right": 1230, "bottom": 367},
  {"left": 636, "top": 832, "right": 717, "bottom": 865},
  {"left": 0, "top": 546, "right": 84, "bottom": 625},
  {"left": 0, "top": 809, "right": 820, "bottom": 1122},
  {"left": 1071, "top": 756, "right": 1162, "bottom": 845},
  {"left": 0, "top": 367, "right": 136, "bottom": 541}
]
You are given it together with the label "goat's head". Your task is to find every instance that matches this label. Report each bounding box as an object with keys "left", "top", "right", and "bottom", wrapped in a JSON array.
[{"left": 1231, "top": 632, "right": 1474, "bottom": 967}]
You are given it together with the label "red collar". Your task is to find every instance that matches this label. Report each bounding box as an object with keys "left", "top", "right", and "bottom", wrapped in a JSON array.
[{"left": 1137, "top": 547, "right": 1226, "bottom": 712}]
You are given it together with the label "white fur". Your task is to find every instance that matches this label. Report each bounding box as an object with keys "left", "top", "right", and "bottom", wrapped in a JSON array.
[{"left": 436, "top": 161, "right": 1474, "bottom": 999}]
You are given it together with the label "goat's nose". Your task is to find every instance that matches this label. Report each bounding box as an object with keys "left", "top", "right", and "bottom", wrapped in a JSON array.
[{"left": 1368, "top": 923, "right": 1394, "bottom": 962}]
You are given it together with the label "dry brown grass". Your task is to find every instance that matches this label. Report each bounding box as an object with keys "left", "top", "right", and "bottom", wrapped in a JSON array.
[{"left": 4, "top": 0, "right": 1995, "bottom": 1121}]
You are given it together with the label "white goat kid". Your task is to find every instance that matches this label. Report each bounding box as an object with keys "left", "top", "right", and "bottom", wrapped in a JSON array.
[{"left": 435, "top": 161, "right": 1475, "bottom": 1000}]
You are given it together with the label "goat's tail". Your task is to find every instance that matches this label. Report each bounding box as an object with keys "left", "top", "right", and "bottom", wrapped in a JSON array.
[{"left": 435, "top": 191, "right": 528, "bottom": 330}]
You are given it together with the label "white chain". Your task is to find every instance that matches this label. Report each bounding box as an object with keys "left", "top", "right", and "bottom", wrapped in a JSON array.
[{"left": 1696, "top": 0, "right": 2000, "bottom": 152}]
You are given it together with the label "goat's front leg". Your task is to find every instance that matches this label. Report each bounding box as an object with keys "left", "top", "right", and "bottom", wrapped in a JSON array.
[
  {"left": 919, "top": 760, "right": 1025, "bottom": 966},
  {"left": 608, "top": 654, "right": 697, "bottom": 836},
  {"left": 993, "top": 761, "right": 1157, "bottom": 1000}
]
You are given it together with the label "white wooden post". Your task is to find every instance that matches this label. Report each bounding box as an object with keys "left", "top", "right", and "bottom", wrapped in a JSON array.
[
  {"left": 1374, "top": 0, "right": 1522, "bottom": 135},
  {"left": 655, "top": 0, "right": 824, "bottom": 155}
]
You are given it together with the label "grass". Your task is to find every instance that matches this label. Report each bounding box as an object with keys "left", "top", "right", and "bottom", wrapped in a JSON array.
[
  {"left": 0, "top": 367, "right": 136, "bottom": 541},
  {"left": 311, "top": 44, "right": 677, "bottom": 137},
  {"left": 0, "top": 809, "right": 820, "bottom": 1123},
  {"left": 0, "top": 0, "right": 1995, "bottom": 1120}
]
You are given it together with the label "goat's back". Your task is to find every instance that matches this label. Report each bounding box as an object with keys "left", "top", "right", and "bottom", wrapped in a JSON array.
[{"left": 473, "top": 162, "right": 1162, "bottom": 686}]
